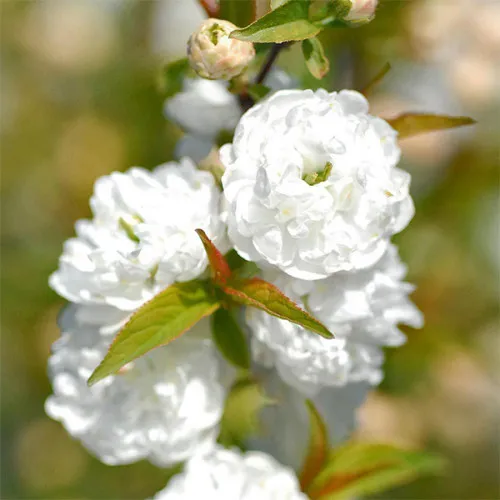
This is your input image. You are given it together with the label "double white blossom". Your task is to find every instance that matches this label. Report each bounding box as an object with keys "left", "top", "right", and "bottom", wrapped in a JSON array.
[
  {"left": 152, "top": 446, "right": 306, "bottom": 499},
  {"left": 49, "top": 158, "right": 227, "bottom": 311},
  {"left": 247, "top": 245, "right": 423, "bottom": 396},
  {"left": 45, "top": 306, "right": 227, "bottom": 466},
  {"left": 221, "top": 89, "right": 415, "bottom": 280}
]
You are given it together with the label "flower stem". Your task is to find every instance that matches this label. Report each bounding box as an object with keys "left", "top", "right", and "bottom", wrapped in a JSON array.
[
  {"left": 255, "top": 42, "right": 292, "bottom": 84},
  {"left": 238, "top": 42, "right": 292, "bottom": 113}
]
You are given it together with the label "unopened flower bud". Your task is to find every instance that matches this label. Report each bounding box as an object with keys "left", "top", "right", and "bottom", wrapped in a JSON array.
[
  {"left": 187, "top": 18, "right": 255, "bottom": 81},
  {"left": 345, "top": 0, "right": 378, "bottom": 23}
]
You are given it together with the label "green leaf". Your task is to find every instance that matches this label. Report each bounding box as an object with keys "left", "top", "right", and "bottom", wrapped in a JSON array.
[
  {"left": 88, "top": 281, "right": 220, "bottom": 385},
  {"left": 302, "top": 37, "right": 330, "bottom": 79},
  {"left": 300, "top": 400, "right": 329, "bottom": 491},
  {"left": 159, "top": 58, "right": 190, "bottom": 98},
  {"left": 219, "top": 0, "right": 255, "bottom": 27},
  {"left": 195, "top": 229, "right": 232, "bottom": 285},
  {"left": 308, "top": 443, "right": 446, "bottom": 500},
  {"left": 211, "top": 308, "right": 250, "bottom": 370},
  {"left": 247, "top": 83, "right": 272, "bottom": 102},
  {"left": 361, "top": 62, "right": 391, "bottom": 96},
  {"left": 225, "top": 250, "right": 260, "bottom": 280},
  {"left": 222, "top": 277, "right": 334, "bottom": 338},
  {"left": 218, "top": 377, "right": 275, "bottom": 445},
  {"left": 387, "top": 113, "right": 476, "bottom": 139},
  {"left": 230, "top": 1, "right": 321, "bottom": 43}
]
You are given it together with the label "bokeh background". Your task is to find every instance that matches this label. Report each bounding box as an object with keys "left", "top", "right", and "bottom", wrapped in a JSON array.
[{"left": 1, "top": 0, "right": 499, "bottom": 498}]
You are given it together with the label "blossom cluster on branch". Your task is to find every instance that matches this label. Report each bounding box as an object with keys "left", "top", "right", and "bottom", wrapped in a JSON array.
[{"left": 45, "top": 1, "right": 473, "bottom": 497}]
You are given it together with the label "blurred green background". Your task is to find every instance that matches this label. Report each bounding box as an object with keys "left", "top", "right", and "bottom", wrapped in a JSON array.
[{"left": 1, "top": 0, "right": 498, "bottom": 498}]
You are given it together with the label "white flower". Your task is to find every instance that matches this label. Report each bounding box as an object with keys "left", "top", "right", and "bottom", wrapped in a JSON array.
[
  {"left": 45, "top": 305, "right": 227, "bottom": 467},
  {"left": 165, "top": 70, "right": 296, "bottom": 162},
  {"left": 152, "top": 446, "right": 307, "bottom": 499},
  {"left": 49, "top": 158, "right": 227, "bottom": 311},
  {"left": 221, "top": 89, "right": 415, "bottom": 280},
  {"left": 247, "top": 245, "right": 423, "bottom": 396},
  {"left": 188, "top": 18, "right": 255, "bottom": 81}
]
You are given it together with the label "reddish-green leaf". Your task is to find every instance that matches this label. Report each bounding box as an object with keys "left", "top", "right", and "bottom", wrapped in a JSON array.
[
  {"left": 308, "top": 443, "right": 446, "bottom": 500},
  {"left": 361, "top": 62, "right": 391, "bottom": 96},
  {"left": 211, "top": 308, "right": 250, "bottom": 370},
  {"left": 300, "top": 400, "right": 329, "bottom": 491},
  {"left": 88, "top": 280, "right": 220, "bottom": 385},
  {"left": 222, "top": 277, "right": 334, "bottom": 338},
  {"left": 387, "top": 113, "right": 476, "bottom": 139},
  {"left": 196, "top": 229, "right": 232, "bottom": 285}
]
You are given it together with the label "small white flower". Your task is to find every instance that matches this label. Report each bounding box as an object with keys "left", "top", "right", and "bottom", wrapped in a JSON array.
[
  {"left": 247, "top": 245, "right": 423, "bottom": 396},
  {"left": 164, "top": 70, "right": 296, "bottom": 162},
  {"left": 45, "top": 305, "right": 227, "bottom": 467},
  {"left": 152, "top": 446, "right": 307, "bottom": 499},
  {"left": 188, "top": 18, "right": 255, "bottom": 81},
  {"left": 49, "top": 158, "right": 227, "bottom": 311},
  {"left": 221, "top": 89, "right": 415, "bottom": 280}
]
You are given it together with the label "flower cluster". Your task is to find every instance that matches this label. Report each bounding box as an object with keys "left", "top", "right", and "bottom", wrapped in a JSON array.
[{"left": 47, "top": 66, "right": 422, "bottom": 497}]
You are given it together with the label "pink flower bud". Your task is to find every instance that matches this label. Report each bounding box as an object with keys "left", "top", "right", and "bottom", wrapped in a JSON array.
[
  {"left": 188, "top": 19, "right": 255, "bottom": 81},
  {"left": 346, "top": 0, "right": 378, "bottom": 23}
]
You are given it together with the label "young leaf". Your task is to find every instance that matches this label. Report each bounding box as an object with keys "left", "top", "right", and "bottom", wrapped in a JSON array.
[
  {"left": 211, "top": 308, "right": 250, "bottom": 370},
  {"left": 222, "top": 277, "right": 334, "bottom": 339},
  {"left": 230, "top": 1, "right": 321, "bottom": 43},
  {"left": 387, "top": 113, "right": 476, "bottom": 139},
  {"left": 302, "top": 37, "right": 330, "bottom": 79},
  {"left": 300, "top": 400, "right": 329, "bottom": 491},
  {"left": 361, "top": 62, "right": 391, "bottom": 96},
  {"left": 308, "top": 443, "right": 446, "bottom": 500},
  {"left": 247, "top": 83, "right": 272, "bottom": 102},
  {"left": 195, "top": 229, "right": 232, "bottom": 285},
  {"left": 218, "top": 377, "right": 275, "bottom": 446},
  {"left": 159, "top": 58, "right": 190, "bottom": 98},
  {"left": 88, "top": 280, "right": 220, "bottom": 385}
]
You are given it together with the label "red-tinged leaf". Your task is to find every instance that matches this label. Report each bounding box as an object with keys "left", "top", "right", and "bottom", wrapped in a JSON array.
[
  {"left": 387, "top": 113, "right": 476, "bottom": 139},
  {"left": 88, "top": 280, "right": 220, "bottom": 385},
  {"left": 300, "top": 400, "right": 329, "bottom": 491},
  {"left": 361, "top": 62, "right": 391, "bottom": 96},
  {"left": 308, "top": 443, "right": 446, "bottom": 500},
  {"left": 222, "top": 277, "right": 334, "bottom": 339},
  {"left": 196, "top": 229, "right": 232, "bottom": 285}
]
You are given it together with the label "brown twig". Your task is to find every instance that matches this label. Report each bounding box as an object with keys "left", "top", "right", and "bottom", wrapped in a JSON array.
[{"left": 255, "top": 42, "right": 292, "bottom": 84}]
